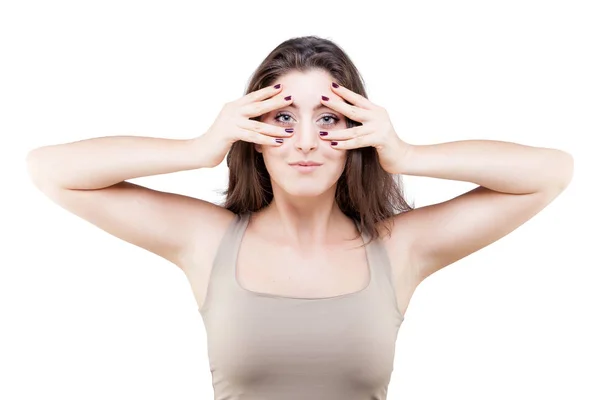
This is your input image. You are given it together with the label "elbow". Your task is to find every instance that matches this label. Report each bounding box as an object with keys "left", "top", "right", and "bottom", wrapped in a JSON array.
[
  {"left": 26, "top": 149, "right": 51, "bottom": 189},
  {"left": 557, "top": 150, "right": 574, "bottom": 191},
  {"left": 543, "top": 150, "right": 574, "bottom": 195}
]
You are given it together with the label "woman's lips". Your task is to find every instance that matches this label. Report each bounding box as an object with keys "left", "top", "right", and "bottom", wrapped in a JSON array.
[{"left": 291, "top": 164, "right": 321, "bottom": 173}]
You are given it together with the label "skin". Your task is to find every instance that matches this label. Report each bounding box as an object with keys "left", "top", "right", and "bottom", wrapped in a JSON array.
[
  {"left": 252, "top": 69, "right": 358, "bottom": 253},
  {"left": 28, "top": 65, "right": 572, "bottom": 317}
]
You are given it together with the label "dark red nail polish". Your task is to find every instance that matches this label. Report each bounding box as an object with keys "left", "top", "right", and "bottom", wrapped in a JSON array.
[
  {"left": 274, "top": 83, "right": 281, "bottom": 89},
  {"left": 322, "top": 95, "right": 329, "bottom": 101},
  {"left": 331, "top": 141, "right": 338, "bottom": 146},
  {"left": 275, "top": 138, "right": 284, "bottom": 143},
  {"left": 332, "top": 82, "right": 339, "bottom": 88},
  {"left": 284, "top": 95, "right": 292, "bottom": 101},
  {"left": 319, "top": 131, "right": 328, "bottom": 136}
]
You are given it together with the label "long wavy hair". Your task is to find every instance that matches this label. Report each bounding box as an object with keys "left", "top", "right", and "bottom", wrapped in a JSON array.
[{"left": 217, "top": 35, "right": 414, "bottom": 246}]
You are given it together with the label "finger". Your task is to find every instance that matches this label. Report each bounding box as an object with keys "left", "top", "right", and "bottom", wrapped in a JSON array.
[
  {"left": 238, "top": 128, "right": 286, "bottom": 146},
  {"left": 237, "top": 83, "right": 284, "bottom": 106},
  {"left": 321, "top": 94, "right": 369, "bottom": 122},
  {"left": 327, "top": 134, "right": 372, "bottom": 150},
  {"left": 240, "top": 92, "right": 293, "bottom": 118},
  {"left": 330, "top": 82, "right": 377, "bottom": 110},
  {"left": 318, "top": 125, "right": 369, "bottom": 141},
  {"left": 238, "top": 118, "right": 294, "bottom": 138}
]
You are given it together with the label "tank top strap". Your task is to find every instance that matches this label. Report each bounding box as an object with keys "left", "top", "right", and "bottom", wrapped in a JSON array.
[
  {"left": 210, "top": 212, "right": 250, "bottom": 282},
  {"left": 198, "top": 213, "right": 249, "bottom": 314},
  {"left": 354, "top": 218, "right": 401, "bottom": 319}
]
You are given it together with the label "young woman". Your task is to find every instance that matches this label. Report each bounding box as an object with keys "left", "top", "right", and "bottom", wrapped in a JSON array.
[{"left": 26, "top": 36, "right": 573, "bottom": 399}]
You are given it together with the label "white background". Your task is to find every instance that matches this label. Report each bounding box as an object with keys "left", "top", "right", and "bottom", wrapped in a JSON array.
[{"left": 3, "top": 0, "right": 598, "bottom": 399}]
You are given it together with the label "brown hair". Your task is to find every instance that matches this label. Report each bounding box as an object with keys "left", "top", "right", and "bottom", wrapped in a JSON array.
[{"left": 217, "top": 35, "right": 414, "bottom": 246}]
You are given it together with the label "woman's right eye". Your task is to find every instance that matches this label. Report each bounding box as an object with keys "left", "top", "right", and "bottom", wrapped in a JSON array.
[{"left": 274, "top": 112, "right": 294, "bottom": 125}]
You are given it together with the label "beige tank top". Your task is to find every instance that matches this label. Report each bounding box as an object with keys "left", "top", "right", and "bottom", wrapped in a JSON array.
[{"left": 198, "top": 212, "right": 404, "bottom": 400}]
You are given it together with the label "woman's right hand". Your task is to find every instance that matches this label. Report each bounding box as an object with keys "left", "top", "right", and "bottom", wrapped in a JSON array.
[{"left": 197, "top": 84, "right": 294, "bottom": 168}]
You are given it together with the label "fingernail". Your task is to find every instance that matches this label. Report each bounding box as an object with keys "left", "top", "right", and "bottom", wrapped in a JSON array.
[
  {"left": 275, "top": 138, "right": 284, "bottom": 143},
  {"left": 274, "top": 83, "right": 281, "bottom": 89},
  {"left": 332, "top": 82, "right": 339, "bottom": 88},
  {"left": 285, "top": 128, "right": 294, "bottom": 134},
  {"left": 331, "top": 141, "right": 338, "bottom": 146},
  {"left": 284, "top": 95, "right": 292, "bottom": 101},
  {"left": 322, "top": 95, "right": 329, "bottom": 101},
  {"left": 319, "top": 131, "right": 328, "bottom": 136}
]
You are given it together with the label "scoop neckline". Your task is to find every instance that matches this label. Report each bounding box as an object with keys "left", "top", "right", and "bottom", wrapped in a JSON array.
[{"left": 232, "top": 213, "right": 373, "bottom": 302}]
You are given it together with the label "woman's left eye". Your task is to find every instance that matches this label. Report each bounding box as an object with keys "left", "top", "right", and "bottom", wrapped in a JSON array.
[
  {"left": 321, "top": 115, "right": 339, "bottom": 125},
  {"left": 274, "top": 113, "right": 339, "bottom": 125}
]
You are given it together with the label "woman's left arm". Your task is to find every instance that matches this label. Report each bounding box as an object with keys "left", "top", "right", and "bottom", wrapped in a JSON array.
[
  {"left": 393, "top": 139, "right": 574, "bottom": 282},
  {"left": 318, "top": 83, "right": 574, "bottom": 282},
  {"left": 398, "top": 139, "right": 573, "bottom": 194}
]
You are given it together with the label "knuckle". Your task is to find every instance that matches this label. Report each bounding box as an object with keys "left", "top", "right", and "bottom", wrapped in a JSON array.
[
  {"left": 253, "top": 121, "right": 263, "bottom": 132},
  {"left": 249, "top": 103, "right": 262, "bottom": 116},
  {"left": 251, "top": 92, "right": 262, "bottom": 103},
  {"left": 238, "top": 128, "right": 249, "bottom": 139},
  {"left": 248, "top": 131, "right": 258, "bottom": 142},
  {"left": 238, "top": 104, "right": 251, "bottom": 117}
]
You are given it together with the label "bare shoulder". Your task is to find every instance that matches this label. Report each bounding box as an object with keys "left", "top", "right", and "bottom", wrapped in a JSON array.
[{"left": 177, "top": 203, "right": 237, "bottom": 273}]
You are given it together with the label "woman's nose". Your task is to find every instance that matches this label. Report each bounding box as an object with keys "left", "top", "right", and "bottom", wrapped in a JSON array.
[{"left": 293, "top": 122, "right": 320, "bottom": 152}]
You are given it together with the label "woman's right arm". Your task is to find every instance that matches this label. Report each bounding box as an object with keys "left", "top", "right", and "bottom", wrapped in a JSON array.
[
  {"left": 26, "top": 134, "right": 215, "bottom": 190},
  {"left": 25, "top": 83, "right": 293, "bottom": 270},
  {"left": 25, "top": 133, "right": 235, "bottom": 270}
]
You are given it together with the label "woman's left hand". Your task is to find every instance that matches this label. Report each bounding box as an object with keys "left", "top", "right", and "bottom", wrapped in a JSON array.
[{"left": 319, "top": 82, "right": 412, "bottom": 175}]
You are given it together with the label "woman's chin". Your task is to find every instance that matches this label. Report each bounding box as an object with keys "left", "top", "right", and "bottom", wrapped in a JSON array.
[
  {"left": 287, "top": 190, "right": 322, "bottom": 198},
  {"left": 283, "top": 185, "right": 328, "bottom": 198}
]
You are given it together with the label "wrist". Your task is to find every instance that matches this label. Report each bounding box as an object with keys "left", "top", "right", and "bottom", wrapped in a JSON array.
[{"left": 395, "top": 139, "right": 415, "bottom": 175}]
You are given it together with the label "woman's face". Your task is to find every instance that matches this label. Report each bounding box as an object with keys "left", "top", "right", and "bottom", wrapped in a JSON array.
[{"left": 256, "top": 69, "right": 348, "bottom": 198}]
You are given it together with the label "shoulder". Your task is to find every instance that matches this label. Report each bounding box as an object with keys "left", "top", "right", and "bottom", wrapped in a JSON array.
[
  {"left": 178, "top": 208, "right": 238, "bottom": 272},
  {"left": 375, "top": 211, "right": 423, "bottom": 286}
]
